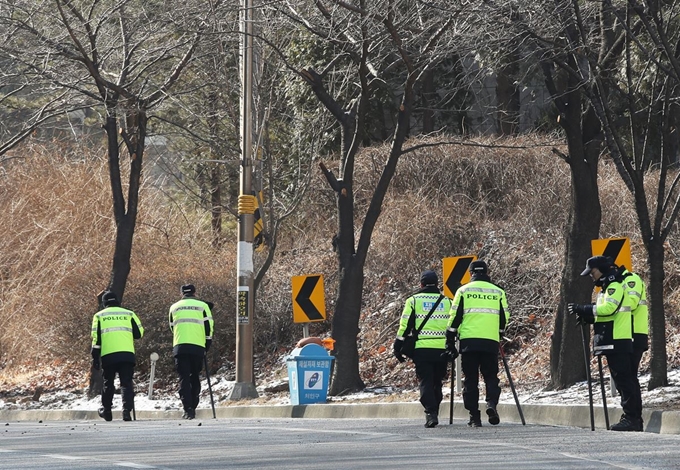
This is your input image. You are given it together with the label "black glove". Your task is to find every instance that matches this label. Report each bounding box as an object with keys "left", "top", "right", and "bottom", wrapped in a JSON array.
[
  {"left": 393, "top": 339, "right": 406, "bottom": 363},
  {"left": 567, "top": 303, "right": 595, "bottom": 324},
  {"left": 446, "top": 341, "right": 459, "bottom": 360},
  {"left": 91, "top": 349, "right": 101, "bottom": 370},
  {"left": 446, "top": 329, "right": 457, "bottom": 343},
  {"left": 205, "top": 339, "right": 212, "bottom": 352},
  {"left": 442, "top": 329, "right": 459, "bottom": 361}
]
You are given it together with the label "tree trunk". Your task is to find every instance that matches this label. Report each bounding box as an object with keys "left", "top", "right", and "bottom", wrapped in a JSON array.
[
  {"left": 496, "top": 62, "right": 520, "bottom": 136},
  {"left": 329, "top": 261, "right": 365, "bottom": 395},
  {"left": 647, "top": 239, "right": 668, "bottom": 389},
  {"left": 548, "top": 82, "right": 603, "bottom": 389},
  {"left": 102, "top": 109, "right": 146, "bottom": 299},
  {"left": 91, "top": 109, "right": 146, "bottom": 393},
  {"left": 327, "top": 74, "right": 415, "bottom": 394},
  {"left": 109, "top": 215, "right": 136, "bottom": 296}
]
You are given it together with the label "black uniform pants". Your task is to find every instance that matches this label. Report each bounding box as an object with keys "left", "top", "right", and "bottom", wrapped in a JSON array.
[
  {"left": 605, "top": 352, "right": 641, "bottom": 421},
  {"left": 414, "top": 358, "right": 448, "bottom": 416},
  {"left": 461, "top": 351, "right": 500, "bottom": 414},
  {"left": 175, "top": 354, "right": 203, "bottom": 411},
  {"left": 101, "top": 362, "right": 135, "bottom": 412},
  {"left": 629, "top": 349, "right": 645, "bottom": 420}
]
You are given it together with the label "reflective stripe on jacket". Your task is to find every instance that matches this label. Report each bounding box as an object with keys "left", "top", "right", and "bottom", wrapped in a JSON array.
[
  {"left": 91, "top": 306, "right": 144, "bottom": 357},
  {"left": 397, "top": 290, "right": 452, "bottom": 350},
  {"left": 169, "top": 297, "right": 214, "bottom": 348}
]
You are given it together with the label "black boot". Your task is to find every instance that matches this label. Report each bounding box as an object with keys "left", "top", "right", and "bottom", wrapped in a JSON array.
[
  {"left": 122, "top": 410, "right": 132, "bottom": 422},
  {"left": 467, "top": 411, "right": 482, "bottom": 428},
  {"left": 486, "top": 404, "right": 500, "bottom": 425},
  {"left": 610, "top": 416, "right": 639, "bottom": 432},
  {"left": 98, "top": 407, "right": 112, "bottom": 422},
  {"left": 425, "top": 413, "right": 438, "bottom": 428}
]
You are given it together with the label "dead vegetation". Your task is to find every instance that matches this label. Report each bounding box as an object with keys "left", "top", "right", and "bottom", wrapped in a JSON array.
[{"left": 1, "top": 135, "right": 680, "bottom": 399}]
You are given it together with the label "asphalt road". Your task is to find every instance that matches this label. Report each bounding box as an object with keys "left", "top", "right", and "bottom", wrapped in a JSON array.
[{"left": 2, "top": 417, "right": 680, "bottom": 469}]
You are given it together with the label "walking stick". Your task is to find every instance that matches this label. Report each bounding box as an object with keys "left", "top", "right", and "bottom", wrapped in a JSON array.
[
  {"left": 580, "top": 323, "right": 595, "bottom": 431},
  {"left": 204, "top": 355, "right": 216, "bottom": 419},
  {"left": 597, "top": 355, "right": 610, "bottom": 429},
  {"left": 499, "top": 344, "right": 526, "bottom": 425},
  {"left": 449, "top": 359, "right": 456, "bottom": 425}
]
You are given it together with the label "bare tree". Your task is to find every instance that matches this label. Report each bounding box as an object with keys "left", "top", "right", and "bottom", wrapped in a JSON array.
[
  {"left": 0, "top": 0, "right": 209, "bottom": 298},
  {"left": 474, "top": 0, "right": 645, "bottom": 388},
  {"left": 584, "top": 0, "right": 680, "bottom": 389},
  {"left": 262, "top": 0, "right": 470, "bottom": 394}
]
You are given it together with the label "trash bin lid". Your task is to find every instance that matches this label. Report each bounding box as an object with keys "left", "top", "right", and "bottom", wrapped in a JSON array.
[{"left": 298, "top": 343, "right": 329, "bottom": 357}]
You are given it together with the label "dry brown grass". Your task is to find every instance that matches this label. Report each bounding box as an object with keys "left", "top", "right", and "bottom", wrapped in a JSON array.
[{"left": 2, "top": 135, "right": 680, "bottom": 395}]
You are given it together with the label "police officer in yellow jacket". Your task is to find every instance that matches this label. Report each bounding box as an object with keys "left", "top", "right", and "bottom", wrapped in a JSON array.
[
  {"left": 446, "top": 260, "right": 509, "bottom": 427},
  {"left": 169, "top": 284, "right": 214, "bottom": 419},
  {"left": 91, "top": 291, "right": 144, "bottom": 422},
  {"left": 568, "top": 255, "right": 641, "bottom": 431},
  {"left": 393, "top": 270, "right": 453, "bottom": 428},
  {"left": 619, "top": 265, "right": 648, "bottom": 428}
]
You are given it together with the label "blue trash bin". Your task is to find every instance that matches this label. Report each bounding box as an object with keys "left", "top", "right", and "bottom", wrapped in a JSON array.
[{"left": 287, "top": 343, "right": 334, "bottom": 405}]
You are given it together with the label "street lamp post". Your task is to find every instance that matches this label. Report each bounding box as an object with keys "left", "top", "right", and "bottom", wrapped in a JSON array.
[{"left": 229, "top": 0, "right": 259, "bottom": 400}]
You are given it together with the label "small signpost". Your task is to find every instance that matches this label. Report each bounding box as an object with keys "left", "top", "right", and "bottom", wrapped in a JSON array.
[{"left": 148, "top": 352, "right": 159, "bottom": 400}]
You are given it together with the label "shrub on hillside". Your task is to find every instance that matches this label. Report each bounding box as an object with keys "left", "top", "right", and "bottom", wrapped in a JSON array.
[{"left": 2, "top": 135, "right": 679, "bottom": 394}]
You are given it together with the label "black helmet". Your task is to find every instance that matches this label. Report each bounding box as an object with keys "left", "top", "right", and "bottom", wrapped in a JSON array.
[
  {"left": 469, "top": 260, "right": 488, "bottom": 274},
  {"left": 420, "top": 270, "right": 438, "bottom": 286},
  {"left": 101, "top": 291, "right": 119, "bottom": 307},
  {"left": 580, "top": 256, "right": 613, "bottom": 276},
  {"left": 181, "top": 284, "right": 196, "bottom": 296}
]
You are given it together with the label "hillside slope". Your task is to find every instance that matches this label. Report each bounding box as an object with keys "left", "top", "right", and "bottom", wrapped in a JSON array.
[{"left": 1, "top": 136, "right": 679, "bottom": 399}]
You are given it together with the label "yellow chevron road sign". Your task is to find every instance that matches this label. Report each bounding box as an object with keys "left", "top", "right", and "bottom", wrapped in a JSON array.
[
  {"left": 591, "top": 237, "right": 632, "bottom": 271},
  {"left": 292, "top": 274, "right": 326, "bottom": 323},
  {"left": 442, "top": 255, "right": 477, "bottom": 298}
]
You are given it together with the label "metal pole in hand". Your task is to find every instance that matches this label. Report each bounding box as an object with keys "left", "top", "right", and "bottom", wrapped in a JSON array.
[
  {"left": 580, "top": 323, "right": 595, "bottom": 431},
  {"left": 449, "top": 359, "right": 456, "bottom": 425},
  {"left": 499, "top": 344, "right": 525, "bottom": 425},
  {"left": 204, "top": 355, "right": 216, "bottom": 419},
  {"left": 597, "top": 355, "right": 610, "bottom": 429}
]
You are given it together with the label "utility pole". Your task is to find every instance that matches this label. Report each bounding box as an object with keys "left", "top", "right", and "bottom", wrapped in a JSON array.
[{"left": 229, "top": 0, "right": 258, "bottom": 400}]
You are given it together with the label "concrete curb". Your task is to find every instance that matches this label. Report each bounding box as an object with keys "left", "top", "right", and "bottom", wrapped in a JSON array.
[{"left": 2, "top": 401, "right": 679, "bottom": 433}]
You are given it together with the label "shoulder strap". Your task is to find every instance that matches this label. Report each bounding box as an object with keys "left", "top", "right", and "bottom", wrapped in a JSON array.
[{"left": 414, "top": 294, "right": 445, "bottom": 335}]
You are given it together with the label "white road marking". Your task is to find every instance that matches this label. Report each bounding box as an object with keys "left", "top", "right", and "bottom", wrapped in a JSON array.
[
  {"left": 42, "top": 454, "right": 87, "bottom": 460},
  {"left": 1, "top": 447, "right": 159, "bottom": 469},
  {"left": 115, "top": 463, "right": 157, "bottom": 469}
]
